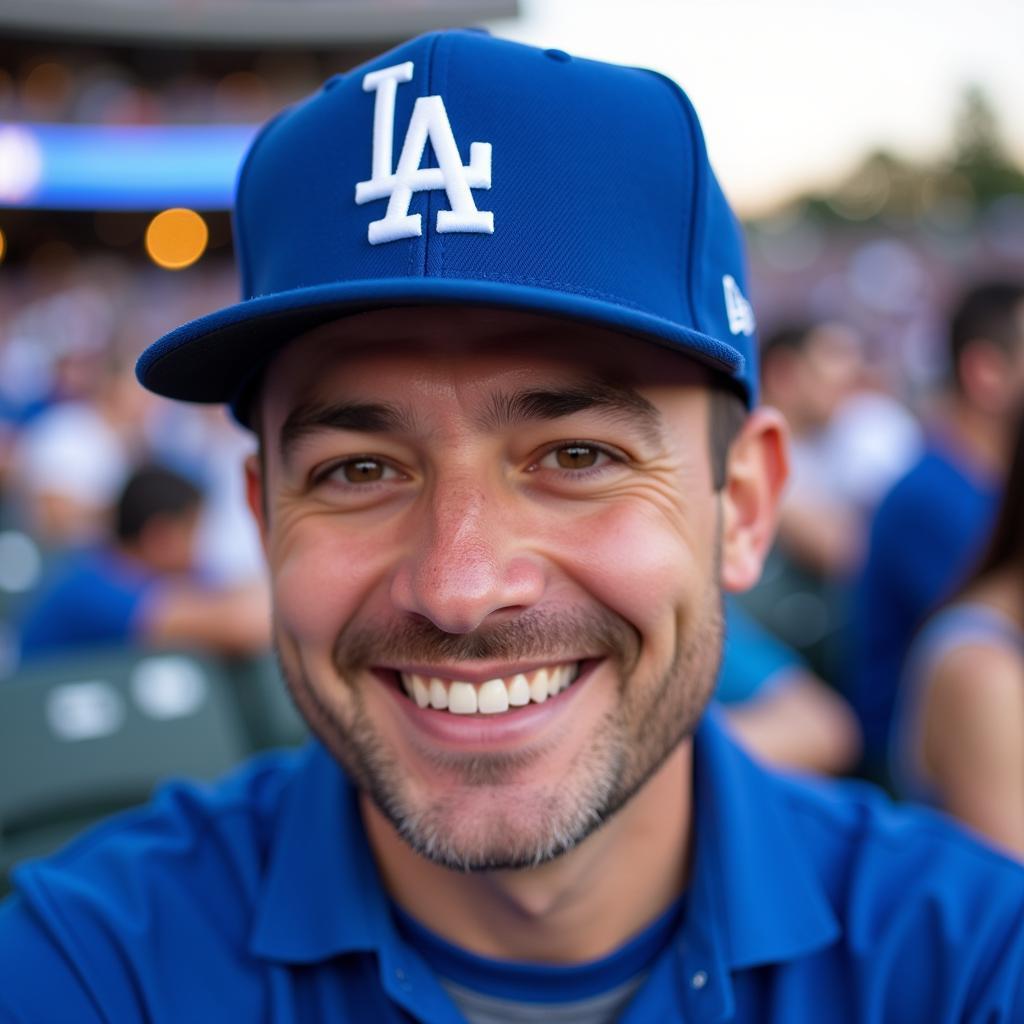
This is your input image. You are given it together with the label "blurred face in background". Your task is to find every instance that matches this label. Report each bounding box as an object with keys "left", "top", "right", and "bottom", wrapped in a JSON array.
[
  {"left": 246, "top": 306, "right": 775, "bottom": 871},
  {"left": 763, "top": 323, "right": 863, "bottom": 434},
  {"left": 958, "top": 301, "right": 1024, "bottom": 422}
]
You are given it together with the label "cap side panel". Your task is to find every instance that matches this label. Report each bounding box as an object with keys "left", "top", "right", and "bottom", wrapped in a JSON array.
[{"left": 419, "top": 31, "right": 444, "bottom": 280}]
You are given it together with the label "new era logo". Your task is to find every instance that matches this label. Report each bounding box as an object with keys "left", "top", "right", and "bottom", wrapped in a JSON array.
[
  {"left": 354, "top": 61, "right": 494, "bottom": 245},
  {"left": 723, "top": 275, "right": 755, "bottom": 336}
]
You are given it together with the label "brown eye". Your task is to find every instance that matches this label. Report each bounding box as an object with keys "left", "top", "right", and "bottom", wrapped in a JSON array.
[
  {"left": 341, "top": 458, "right": 386, "bottom": 483},
  {"left": 554, "top": 445, "right": 600, "bottom": 469}
]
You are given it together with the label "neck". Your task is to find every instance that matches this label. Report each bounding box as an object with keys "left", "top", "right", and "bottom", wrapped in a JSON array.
[{"left": 361, "top": 740, "right": 693, "bottom": 964}]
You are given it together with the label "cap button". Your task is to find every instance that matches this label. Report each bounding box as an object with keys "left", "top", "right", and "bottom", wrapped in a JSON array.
[{"left": 543, "top": 48, "right": 573, "bottom": 62}]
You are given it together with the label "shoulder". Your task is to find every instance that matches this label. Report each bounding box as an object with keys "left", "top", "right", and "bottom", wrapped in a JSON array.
[
  {"left": 873, "top": 449, "right": 954, "bottom": 520},
  {"left": 0, "top": 749, "right": 305, "bottom": 1018},
  {"left": 775, "top": 770, "right": 1024, "bottom": 942},
  {"left": 13, "top": 747, "right": 300, "bottom": 903},
  {"left": 0, "top": 749, "right": 310, "bottom": 1017}
]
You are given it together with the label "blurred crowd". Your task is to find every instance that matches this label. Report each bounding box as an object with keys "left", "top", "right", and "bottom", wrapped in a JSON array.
[
  {"left": 2, "top": 233, "right": 1024, "bottom": 864},
  {"left": 0, "top": 52, "right": 327, "bottom": 126},
  {"left": 0, "top": 255, "right": 271, "bottom": 682}
]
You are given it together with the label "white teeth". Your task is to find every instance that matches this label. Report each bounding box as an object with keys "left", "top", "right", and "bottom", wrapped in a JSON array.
[
  {"left": 556, "top": 664, "right": 572, "bottom": 692},
  {"left": 547, "top": 666, "right": 564, "bottom": 698},
  {"left": 507, "top": 673, "right": 531, "bottom": 706},
  {"left": 529, "top": 670, "right": 549, "bottom": 704},
  {"left": 429, "top": 677, "right": 449, "bottom": 710},
  {"left": 448, "top": 682, "right": 478, "bottom": 715},
  {"left": 399, "top": 663, "right": 580, "bottom": 715},
  {"left": 411, "top": 674, "right": 430, "bottom": 708},
  {"left": 478, "top": 679, "right": 510, "bottom": 714}
]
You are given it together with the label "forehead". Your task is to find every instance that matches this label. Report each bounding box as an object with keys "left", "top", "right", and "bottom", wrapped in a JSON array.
[{"left": 259, "top": 305, "right": 710, "bottom": 420}]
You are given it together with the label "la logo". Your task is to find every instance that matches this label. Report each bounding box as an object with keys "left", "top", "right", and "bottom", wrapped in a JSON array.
[{"left": 354, "top": 61, "right": 494, "bottom": 245}]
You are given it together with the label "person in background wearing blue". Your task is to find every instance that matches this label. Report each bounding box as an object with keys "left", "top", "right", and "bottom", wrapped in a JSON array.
[
  {"left": 17, "top": 463, "right": 269, "bottom": 662},
  {"left": 1, "top": 30, "right": 1023, "bottom": 1023},
  {"left": 892, "top": 410, "right": 1024, "bottom": 859},
  {"left": 718, "top": 599, "right": 861, "bottom": 774},
  {"left": 852, "top": 280, "right": 1024, "bottom": 782}
]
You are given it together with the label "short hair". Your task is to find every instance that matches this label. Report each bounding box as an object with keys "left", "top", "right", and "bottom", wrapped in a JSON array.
[
  {"left": 114, "top": 464, "right": 202, "bottom": 544},
  {"left": 709, "top": 385, "right": 747, "bottom": 490},
  {"left": 759, "top": 323, "right": 815, "bottom": 367},
  {"left": 949, "top": 281, "right": 1024, "bottom": 390}
]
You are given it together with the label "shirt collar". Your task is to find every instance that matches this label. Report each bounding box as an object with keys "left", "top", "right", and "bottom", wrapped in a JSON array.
[
  {"left": 686, "top": 706, "right": 839, "bottom": 970},
  {"left": 249, "top": 742, "right": 391, "bottom": 961},
  {"left": 249, "top": 709, "right": 839, "bottom": 972}
]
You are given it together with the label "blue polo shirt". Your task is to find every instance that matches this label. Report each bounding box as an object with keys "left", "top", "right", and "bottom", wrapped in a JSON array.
[
  {"left": 2, "top": 711, "right": 1023, "bottom": 1022},
  {"left": 851, "top": 438, "right": 1000, "bottom": 769}
]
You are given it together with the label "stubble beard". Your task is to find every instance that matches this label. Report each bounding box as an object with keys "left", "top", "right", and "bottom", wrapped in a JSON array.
[{"left": 278, "top": 582, "right": 723, "bottom": 874}]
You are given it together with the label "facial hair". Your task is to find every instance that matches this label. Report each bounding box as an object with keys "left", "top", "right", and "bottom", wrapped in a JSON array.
[{"left": 278, "top": 572, "right": 723, "bottom": 873}]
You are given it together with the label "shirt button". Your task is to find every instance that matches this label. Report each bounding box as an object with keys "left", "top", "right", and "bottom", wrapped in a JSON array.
[{"left": 691, "top": 970, "right": 708, "bottom": 990}]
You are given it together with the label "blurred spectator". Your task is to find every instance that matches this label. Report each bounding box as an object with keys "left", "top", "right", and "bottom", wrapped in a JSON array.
[
  {"left": 9, "top": 357, "right": 150, "bottom": 546},
  {"left": 145, "top": 404, "right": 265, "bottom": 586},
  {"left": 16, "top": 464, "right": 270, "bottom": 662},
  {"left": 892, "top": 411, "right": 1024, "bottom": 859},
  {"left": 761, "top": 320, "right": 921, "bottom": 577},
  {"left": 718, "top": 600, "right": 861, "bottom": 775},
  {"left": 852, "top": 280, "right": 1024, "bottom": 779}
]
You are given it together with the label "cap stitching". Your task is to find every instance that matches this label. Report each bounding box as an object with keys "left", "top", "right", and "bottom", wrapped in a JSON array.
[
  {"left": 234, "top": 105, "right": 295, "bottom": 299},
  {"left": 645, "top": 70, "right": 704, "bottom": 334},
  {"left": 433, "top": 32, "right": 453, "bottom": 278},
  {"left": 418, "top": 32, "right": 443, "bottom": 279}
]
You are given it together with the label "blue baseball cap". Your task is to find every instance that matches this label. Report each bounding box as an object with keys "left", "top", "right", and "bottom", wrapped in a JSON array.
[{"left": 137, "top": 28, "right": 759, "bottom": 419}]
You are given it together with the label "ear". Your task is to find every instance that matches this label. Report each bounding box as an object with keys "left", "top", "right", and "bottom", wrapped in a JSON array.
[
  {"left": 244, "top": 452, "right": 270, "bottom": 556},
  {"left": 719, "top": 407, "right": 789, "bottom": 593}
]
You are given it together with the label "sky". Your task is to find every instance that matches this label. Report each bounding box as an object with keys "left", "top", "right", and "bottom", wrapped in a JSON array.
[{"left": 484, "top": 0, "right": 1024, "bottom": 215}]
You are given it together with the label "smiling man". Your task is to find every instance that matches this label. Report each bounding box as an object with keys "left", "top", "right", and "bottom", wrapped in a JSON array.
[{"left": 2, "top": 29, "right": 1024, "bottom": 1024}]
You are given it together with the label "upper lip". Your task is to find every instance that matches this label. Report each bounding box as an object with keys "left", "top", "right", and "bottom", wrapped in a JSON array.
[{"left": 378, "top": 658, "right": 590, "bottom": 685}]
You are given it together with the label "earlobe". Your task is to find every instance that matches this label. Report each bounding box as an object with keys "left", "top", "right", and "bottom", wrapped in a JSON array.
[
  {"left": 719, "top": 407, "right": 789, "bottom": 593},
  {"left": 244, "top": 453, "right": 270, "bottom": 555}
]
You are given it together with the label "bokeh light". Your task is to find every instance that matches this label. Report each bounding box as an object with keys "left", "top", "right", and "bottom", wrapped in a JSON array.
[{"left": 144, "top": 208, "right": 209, "bottom": 270}]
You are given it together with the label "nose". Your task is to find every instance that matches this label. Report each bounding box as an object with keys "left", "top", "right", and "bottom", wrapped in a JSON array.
[{"left": 389, "top": 476, "right": 546, "bottom": 634}]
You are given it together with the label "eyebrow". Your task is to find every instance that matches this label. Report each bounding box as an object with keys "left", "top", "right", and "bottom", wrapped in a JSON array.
[
  {"left": 278, "top": 400, "right": 414, "bottom": 466},
  {"left": 481, "top": 382, "right": 664, "bottom": 446}
]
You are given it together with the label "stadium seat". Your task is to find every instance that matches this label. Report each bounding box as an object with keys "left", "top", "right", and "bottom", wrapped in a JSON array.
[
  {"left": 0, "top": 648, "right": 250, "bottom": 893},
  {"left": 225, "top": 653, "right": 309, "bottom": 751}
]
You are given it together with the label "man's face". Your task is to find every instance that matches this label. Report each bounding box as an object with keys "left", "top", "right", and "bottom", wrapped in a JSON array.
[{"left": 250, "top": 307, "right": 731, "bottom": 871}]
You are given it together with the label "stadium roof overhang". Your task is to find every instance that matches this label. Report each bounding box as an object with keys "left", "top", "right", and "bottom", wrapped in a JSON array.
[{"left": 0, "top": 0, "right": 518, "bottom": 49}]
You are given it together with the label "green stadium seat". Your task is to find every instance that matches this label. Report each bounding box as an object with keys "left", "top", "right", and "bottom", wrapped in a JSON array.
[
  {"left": 0, "top": 648, "right": 250, "bottom": 894},
  {"left": 225, "top": 653, "right": 309, "bottom": 751}
]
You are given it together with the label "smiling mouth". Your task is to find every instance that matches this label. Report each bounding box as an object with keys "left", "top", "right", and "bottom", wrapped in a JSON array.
[{"left": 394, "top": 663, "right": 583, "bottom": 716}]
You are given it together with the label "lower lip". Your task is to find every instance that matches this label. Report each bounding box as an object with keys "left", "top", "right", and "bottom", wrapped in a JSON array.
[{"left": 379, "top": 661, "right": 600, "bottom": 750}]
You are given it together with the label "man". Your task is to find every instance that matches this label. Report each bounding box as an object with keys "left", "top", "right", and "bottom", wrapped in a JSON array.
[
  {"left": 16, "top": 462, "right": 270, "bottom": 661},
  {"left": 1, "top": 30, "right": 1022, "bottom": 1022},
  {"left": 851, "top": 281, "right": 1024, "bottom": 778},
  {"left": 759, "top": 320, "right": 921, "bottom": 578}
]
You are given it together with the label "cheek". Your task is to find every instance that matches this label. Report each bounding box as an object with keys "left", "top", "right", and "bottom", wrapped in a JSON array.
[
  {"left": 549, "top": 498, "right": 712, "bottom": 634},
  {"left": 270, "top": 516, "right": 394, "bottom": 644}
]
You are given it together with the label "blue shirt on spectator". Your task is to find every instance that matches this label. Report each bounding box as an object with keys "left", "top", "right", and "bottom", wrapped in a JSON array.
[
  {"left": 2, "top": 709, "right": 1022, "bottom": 1022},
  {"left": 17, "top": 547, "right": 157, "bottom": 662},
  {"left": 851, "top": 437, "right": 1000, "bottom": 770},
  {"left": 716, "top": 599, "right": 802, "bottom": 705}
]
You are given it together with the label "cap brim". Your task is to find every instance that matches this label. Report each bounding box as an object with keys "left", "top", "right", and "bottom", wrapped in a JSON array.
[{"left": 136, "top": 277, "right": 746, "bottom": 420}]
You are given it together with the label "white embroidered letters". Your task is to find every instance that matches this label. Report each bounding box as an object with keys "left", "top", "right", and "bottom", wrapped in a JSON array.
[
  {"left": 722, "top": 275, "right": 756, "bottom": 336},
  {"left": 355, "top": 61, "right": 494, "bottom": 245}
]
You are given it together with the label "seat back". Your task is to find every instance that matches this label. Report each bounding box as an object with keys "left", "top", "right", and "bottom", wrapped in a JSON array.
[{"left": 0, "top": 648, "right": 249, "bottom": 888}]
